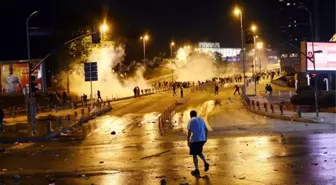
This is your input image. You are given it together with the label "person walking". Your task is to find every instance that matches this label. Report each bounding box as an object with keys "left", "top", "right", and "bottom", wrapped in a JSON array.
[
  {"left": 187, "top": 110, "right": 209, "bottom": 177},
  {"left": 97, "top": 90, "right": 103, "bottom": 102},
  {"left": 214, "top": 84, "right": 219, "bottom": 95},
  {"left": 173, "top": 83, "right": 177, "bottom": 96},
  {"left": 180, "top": 86, "right": 184, "bottom": 98},
  {"left": 233, "top": 85, "right": 240, "bottom": 95},
  {"left": 269, "top": 84, "right": 273, "bottom": 97},
  {"left": 265, "top": 84, "right": 270, "bottom": 97}
]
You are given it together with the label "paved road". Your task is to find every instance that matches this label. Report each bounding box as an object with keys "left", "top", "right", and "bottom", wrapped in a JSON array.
[{"left": 0, "top": 87, "right": 335, "bottom": 185}]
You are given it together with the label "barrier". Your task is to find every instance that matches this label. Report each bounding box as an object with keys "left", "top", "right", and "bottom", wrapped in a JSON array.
[
  {"left": 264, "top": 102, "right": 268, "bottom": 112},
  {"left": 270, "top": 104, "right": 274, "bottom": 113},
  {"left": 256, "top": 101, "right": 260, "bottom": 110},
  {"left": 280, "top": 105, "right": 284, "bottom": 115},
  {"left": 47, "top": 121, "right": 53, "bottom": 133}
]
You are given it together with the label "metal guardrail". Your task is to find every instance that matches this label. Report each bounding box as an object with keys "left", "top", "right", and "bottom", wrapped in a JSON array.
[{"left": 242, "top": 90, "right": 286, "bottom": 116}]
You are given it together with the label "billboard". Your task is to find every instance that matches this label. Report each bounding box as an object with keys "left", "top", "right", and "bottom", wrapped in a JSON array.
[
  {"left": 306, "top": 42, "right": 336, "bottom": 71},
  {"left": 0, "top": 63, "right": 42, "bottom": 95}
]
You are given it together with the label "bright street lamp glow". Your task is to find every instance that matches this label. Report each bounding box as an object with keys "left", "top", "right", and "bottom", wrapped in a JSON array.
[
  {"left": 100, "top": 24, "right": 109, "bottom": 32},
  {"left": 171, "top": 41, "right": 175, "bottom": 46},
  {"left": 251, "top": 24, "right": 257, "bottom": 32},
  {"left": 233, "top": 7, "right": 241, "bottom": 16},
  {"left": 257, "top": 42, "right": 263, "bottom": 49},
  {"left": 144, "top": 35, "right": 149, "bottom": 41}
]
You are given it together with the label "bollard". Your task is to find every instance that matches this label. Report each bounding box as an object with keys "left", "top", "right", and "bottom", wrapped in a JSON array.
[
  {"left": 81, "top": 108, "right": 84, "bottom": 116},
  {"left": 252, "top": 100, "right": 255, "bottom": 109},
  {"left": 256, "top": 101, "right": 260, "bottom": 110},
  {"left": 280, "top": 105, "right": 284, "bottom": 115},
  {"left": 74, "top": 111, "right": 78, "bottom": 117},
  {"left": 297, "top": 106, "right": 302, "bottom": 118},
  {"left": 88, "top": 107, "right": 91, "bottom": 114},
  {"left": 67, "top": 115, "right": 71, "bottom": 121},
  {"left": 247, "top": 99, "right": 251, "bottom": 106},
  {"left": 264, "top": 102, "right": 268, "bottom": 112},
  {"left": 57, "top": 118, "right": 62, "bottom": 129},
  {"left": 270, "top": 104, "right": 274, "bottom": 113},
  {"left": 47, "top": 121, "right": 53, "bottom": 133},
  {"left": 278, "top": 91, "right": 281, "bottom": 96},
  {"left": 289, "top": 91, "right": 292, "bottom": 97}
]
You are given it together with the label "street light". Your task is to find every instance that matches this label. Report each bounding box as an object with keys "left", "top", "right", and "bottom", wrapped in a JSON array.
[
  {"left": 140, "top": 34, "right": 149, "bottom": 61},
  {"left": 256, "top": 41, "right": 263, "bottom": 72},
  {"left": 170, "top": 41, "right": 175, "bottom": 83},
  {"left": 250, "top": 24, "right": 258, "bottom": 74},
  {"left": 233, "top": 6, "right": 246, "bottom": 90},
  {"left": 170, "top": 41, "right": 175, "bottom": 57},
  {"left": 298, "top": 5, "right": 319, "bottom": 118},
  {"left": 251, "top": 24, "right": 257, "bottom": 33},
  {"left": 100, "top": 23, "right": 109, "bottom": 39},
  {"left": 26, "top": 10, "right": 39, "bottom": 134},
  {"left": 250, "top": 24, "right": 258, "bottom": 96}
]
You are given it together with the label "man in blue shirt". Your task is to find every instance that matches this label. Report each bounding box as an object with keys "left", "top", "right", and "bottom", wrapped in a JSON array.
[{"left": 187, "top": 110, "right": 209, "bottom": 176}]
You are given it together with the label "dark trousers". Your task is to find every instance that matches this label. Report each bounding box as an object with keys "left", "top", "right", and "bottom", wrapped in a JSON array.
[
  {"left": 181, "top": 91, "right": 184, "bottom": 98},
  {"left": 234, "top": 90, "right": 240, "bottom": 95}
]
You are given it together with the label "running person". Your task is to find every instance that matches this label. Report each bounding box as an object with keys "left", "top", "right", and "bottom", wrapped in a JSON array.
[{"left": 187, "top": 110, "right": 209, "bottom": 176}]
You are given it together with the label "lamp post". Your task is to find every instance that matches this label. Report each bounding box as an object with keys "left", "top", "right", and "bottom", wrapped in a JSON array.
[
  {"left": 250, "top": 24, "right": 258, "bottom": 74},
  {"left": 234, "top": 7, "right": 246, "bottom": 90},
  {"left": 299, "top": 6, "right": 319, "bottom": 118},
  {"left": 170, "top": 41, "right": 175, "bottom": 57},
  {"left": 257, "top": 41, "right": 263, "bottom": 72},
  {"left": 250, "top": 24, "right": 258, "bottom": 96},
  {"left": 100, "top": 22, "right": 109, "bottom": 40},
  {"left": 140, "top": 34, "right": 149, "bottom": 61},
  {"left": 170, "top": 41, "right": 175, "bottom": 83},
  {"left": 26, "top": 11, "right": 39, "bottom": 134}
]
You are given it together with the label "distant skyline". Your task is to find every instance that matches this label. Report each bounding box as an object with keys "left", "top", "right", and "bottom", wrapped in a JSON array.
[{"left": 0, "top": 0, "right": 334, "bottom": 61}]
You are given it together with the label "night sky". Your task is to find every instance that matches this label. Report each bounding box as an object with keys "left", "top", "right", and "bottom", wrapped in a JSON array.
[{"left": 0, "top": 0, "right": 334, "bottom": 61}]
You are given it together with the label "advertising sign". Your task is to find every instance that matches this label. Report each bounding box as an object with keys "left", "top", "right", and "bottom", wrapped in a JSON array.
[
  {"left": 0, "top": 63, "right": 42, "bottom": 94},
  {"left": 306, "top": 42, "right": 336, "bottom": 71}
]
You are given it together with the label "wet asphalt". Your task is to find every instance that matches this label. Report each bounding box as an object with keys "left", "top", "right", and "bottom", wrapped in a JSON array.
[{"left": 0, "top": 89, "right": 335, "bottom": 185}]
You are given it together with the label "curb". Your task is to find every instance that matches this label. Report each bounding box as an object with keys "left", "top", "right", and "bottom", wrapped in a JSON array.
[
  {"left": 242, "top": 99, "right": 317, "bottom": 123},
  {"left": 0, "top": 131, "right": 60, "bottom": 144},
  {"left": 0, "top": 107, "right": 112, "bottom": 144}
]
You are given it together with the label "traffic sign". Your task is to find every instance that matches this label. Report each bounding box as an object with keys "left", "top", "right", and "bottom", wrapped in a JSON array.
[{"left": 84, "top": 62, "right": 98, "bottom": 81}]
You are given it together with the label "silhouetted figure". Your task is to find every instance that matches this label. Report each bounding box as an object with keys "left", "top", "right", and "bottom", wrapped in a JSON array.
[
  {"left": 62, "top": 91, "right": 67, "bottom": 104},
  {"left": 233, "top": 85, "right": 240, "bottom": 95},
  {"left": 215, "top": 84, "right": 219, "bottom": 95},
  {"left": 180, "top": 86, "right": 184, "bottom": 98},
  {"left": 97, "top": 90, "right": 103, "bottom": 102}
]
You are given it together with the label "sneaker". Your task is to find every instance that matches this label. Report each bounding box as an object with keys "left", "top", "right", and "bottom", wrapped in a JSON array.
[
  {"left": 191, "top": 169, "right": 200, "bottom": 177},
  {"left": 204, "top": 163, "right": 210, "bottom": 172}
]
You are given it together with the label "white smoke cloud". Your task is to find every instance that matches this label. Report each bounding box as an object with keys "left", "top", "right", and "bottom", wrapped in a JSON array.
[
  {"left": 171, "top": 47, "right": 218, "bottom": 82},
  {"left": 59, "top": 42, "right": 150, "bottom": 99}
]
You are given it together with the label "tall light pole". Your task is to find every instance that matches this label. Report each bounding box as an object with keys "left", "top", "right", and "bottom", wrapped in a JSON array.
[
  {"left": 250, "top": 24, "right": 258, "bottom": 96},
  {"left": 250, "top": 24, "right": 258, "bottom": 74},
  {"left": 233, "top": 7, "right": 246, "bottom": 90},
  {"left": 140, "top": 34, "right": 149, "bottom": 61},
  {"left": 299, "top": 6, "right": 319, "bottom": 118},
  {"left": 170, "top": 41, "right": 175, "bottom": 57},
  {"left": 257, "top": 41, "right": 263, "bottom": 72},
  {"left": 170, "top": 41, "right": 175, "bottom": 83},
  {"left": 26, "top": 11, "right": 39, "bottom": 134}
]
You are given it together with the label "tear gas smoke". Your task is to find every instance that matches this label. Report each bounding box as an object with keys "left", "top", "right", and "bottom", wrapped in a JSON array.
[
  {"left": 59, "top": 43, "right": 150, "bottom": 98},
  {"left": 172, "top": 48, "right": 218, "bottom": 82}
]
